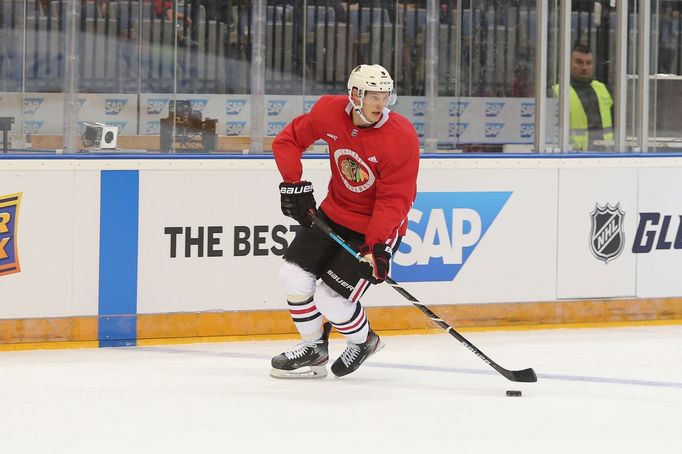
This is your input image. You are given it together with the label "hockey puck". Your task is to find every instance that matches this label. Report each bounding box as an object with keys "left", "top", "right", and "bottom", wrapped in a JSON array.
[{"left": 506, "top": 390, "right": 522, "bottom": 397}]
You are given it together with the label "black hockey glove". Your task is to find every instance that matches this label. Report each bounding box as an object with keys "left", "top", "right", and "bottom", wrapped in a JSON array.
[
  {"left": 359, "top": 243, "right": 392, "bottom": 284},
  {"left": 279, "top": 181, "right": 316, "bottom": 227}
]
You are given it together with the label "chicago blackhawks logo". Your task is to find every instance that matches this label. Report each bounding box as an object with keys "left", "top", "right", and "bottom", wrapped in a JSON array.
[
  {"left": 333, "top": 149, "right": 375, "bottom": 193},
  {"left": 589, "top": 203, "right": 625, "bottom": 263},
  {"left": 341, "top": 158, "right": 368, "bottom": 183}
]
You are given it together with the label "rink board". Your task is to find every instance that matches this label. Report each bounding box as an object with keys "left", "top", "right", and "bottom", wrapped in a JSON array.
[{"left": 2, "top": 156, "right": 682, "bottom": 345}]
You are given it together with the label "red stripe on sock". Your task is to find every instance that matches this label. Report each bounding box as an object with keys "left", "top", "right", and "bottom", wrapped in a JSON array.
[
  {"left": 289, "top": 305, "right": 318, "bottom": 315},
  {"left": 335, "top": 312, "right": 366, "bottom": 333}
]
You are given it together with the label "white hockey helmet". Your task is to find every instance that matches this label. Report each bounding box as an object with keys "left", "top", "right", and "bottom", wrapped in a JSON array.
[{"left": 347, "top": 64, "right": 396, "bottom": 105}]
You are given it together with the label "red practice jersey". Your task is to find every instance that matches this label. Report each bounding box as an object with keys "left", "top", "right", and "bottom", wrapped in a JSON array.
[{"left": 273, "top": 95, "right": 420, "bottom": 245}]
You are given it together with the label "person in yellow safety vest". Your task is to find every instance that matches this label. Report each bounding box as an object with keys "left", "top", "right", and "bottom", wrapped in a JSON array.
[{"left": 553, "top": 43, "right": 614, "bottom": 152}]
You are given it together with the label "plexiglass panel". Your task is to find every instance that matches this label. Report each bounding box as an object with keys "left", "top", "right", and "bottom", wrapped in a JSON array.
[
  {"left": 2, "top": 0, "right": 682, "bottom": 154},
  {"left": 648, "top": 0, "right": 682, "bottom": 151}
]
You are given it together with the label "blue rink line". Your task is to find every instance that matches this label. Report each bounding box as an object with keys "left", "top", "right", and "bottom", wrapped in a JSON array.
[{"left": 135, "top": 346, "right": 682, "bottom": 390}]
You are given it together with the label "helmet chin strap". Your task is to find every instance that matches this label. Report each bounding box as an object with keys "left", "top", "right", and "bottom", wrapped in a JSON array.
[{"left": 350, "top": 94, "right": 375, "bottom": 126}]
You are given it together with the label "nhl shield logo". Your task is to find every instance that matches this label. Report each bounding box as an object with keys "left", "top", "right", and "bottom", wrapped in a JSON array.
[{"left": 589, "top": 203, "right": 625, "bottom": 263}]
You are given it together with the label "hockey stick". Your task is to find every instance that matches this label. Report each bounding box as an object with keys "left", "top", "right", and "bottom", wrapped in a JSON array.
[{"left": 309, "top": 212, "right": 537, "bottom": 383}]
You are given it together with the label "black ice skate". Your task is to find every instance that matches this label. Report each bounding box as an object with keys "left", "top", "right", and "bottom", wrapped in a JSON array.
[
  {"left": 331, "top": 329, "right": 384, "bottom": 377},
  {"left": 270, "top": 322, "right": 332, "bottom": 379}
]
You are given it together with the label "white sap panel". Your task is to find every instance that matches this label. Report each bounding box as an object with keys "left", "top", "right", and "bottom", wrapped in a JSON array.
[
  {"left": 136, "top": 167, "right": 331, "bottom": 313},
  {"left": 140, "top": 94, "right": 248, "bottom": 136},
  {"left": 12, "top": 93, "right": 138, "bottom": 136},
  {"left": 386, "top": 167, "right": 559, "bottom": 305},
  {"left": 264, "top": 95, "right": 319, "bottom": 137},
  {"left": 71, "top": 172, "right": 102, "bottom": 315},
  {"left": 393, "top": 97, "right": 551, "bottom": 146},
  {"left": 0, "top": 92, "right": 21, "bottom": 119},
  {"left": 556, "top": 168, "right": 638, "bottom": 299},
  {"left": 0, "top": 171, "right": 100, "bottom": 318},
  {"left": 636, "top": 168, "right": 682, "bottom": 297},
  {"left": 18, "top": 93, "right": 64, "bottom": 135},
  {"left": 79, "top": 94, "right": 138, "bottom": 135}
]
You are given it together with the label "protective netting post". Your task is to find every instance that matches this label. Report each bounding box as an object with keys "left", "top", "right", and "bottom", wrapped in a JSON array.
[
  {"left": 424, "top": 0, "right": 438, "bottom": 153},
  {"left": 534, "top": 0, "right": 548, "bottom": 153},
  {"left": 250, "top": 0, "right": 266, "bottom": 154},
  {"left": 62, "top": 0, "right": 81, "bottom": 153}
]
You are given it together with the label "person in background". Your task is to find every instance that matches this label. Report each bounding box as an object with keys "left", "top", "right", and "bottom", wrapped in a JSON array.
[
  {"left": 657, "top": 5, "right": 679, "bottom": 74},
  {"left": 269, "top": 64, "right": 420, "bottom": 379},
  {"left": 553, "top": 43, "right": 613, "bottom": 152},
  {"left": 154, "top": 0, "right": 189, "bottom": 23},
  {"left": 510, "top": 64, "right": 531, "bottom": 97}
]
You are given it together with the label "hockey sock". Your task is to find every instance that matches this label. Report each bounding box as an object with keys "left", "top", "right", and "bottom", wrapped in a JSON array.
[
  {"left": 331, "top": 303, "right": 369, "bottom": 345},
  {"left": 315, "top": 282, "right": 369, "bottom": 344},
  {"left": 279, "top": 261, "right": 322, "bottom": 340},
  {"left": 287, "top": 294, "right": 323, "bottom": 341}
]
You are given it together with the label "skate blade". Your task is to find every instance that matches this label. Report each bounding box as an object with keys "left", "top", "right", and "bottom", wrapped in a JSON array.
[{"left": 270, "top": 365, "right": 328, "bottom": 379}]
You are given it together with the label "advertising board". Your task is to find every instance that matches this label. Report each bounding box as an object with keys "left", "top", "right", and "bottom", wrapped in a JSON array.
[
  {"left": 556, "top": 168, "right": 638, "bottom": 298},
  {"left": 0, "top": 170, "right": 100, "bottom": 318}
]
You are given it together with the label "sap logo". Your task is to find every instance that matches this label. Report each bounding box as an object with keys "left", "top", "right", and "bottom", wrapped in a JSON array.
[
  {"left": 632, "top": 212, "right": 682, "bottom": 253},
  {"left": 225, "top": 121, "right": 246, "bottom": 136},
  {"left": 226, "top": 99, "right": 247, "bottom": 115},
  {"left": 145, "top": 121, "right": 160, "bottom": 135},
  {"left": 448, "top": 122, "right": 468, "bottom": 138},
  {"left": 413, "top": 122, "right": 425, "bottom": 137},
  {"left": 267, "top": 100, "right": 286, "bottom": 116},
  {"left": 485, "top": 123, "right": 504, "bottom": 138},
  {"left": 448, "top": 101, "right": 469, "bottom": 117},
  {"left": 392, "top": 191, "right": 512, "bottom": 282},
  {"left": 520, "top": 123, "right": 535, "bottom": 138},
  {"left": 22, "top": 121, "right": 44, "bottom": 134},
  {"left": 0, "top": 192, "right": 22, "bottom": 277},
  {"left": 485, "top": 102, "right": 505, "bottom": 117},
  {"left": 23, "top": 97, "right": 45, "bottom": 114},
  {"left": 188, "top": 99, "right": 209, "bottom": 112},
  {"left": 147, "top": 98, "right": 169, "bottom": 115},
  {"left": 521, "top": 102, "right": 535, "bottom": 118},
  {"left": 78, "top": 98, "right": 86, "bottom": 110},
  {"left": 412, "top": 101, "right": 425, "bottom": 117},
  {"left": 304, "top": 100, "right": 316, "bottom": 113},
  {"left": 105, "top": 121, "right": 127, "bottom": 132},
  {"left": 105, "top": 99, "right": 128, "bottom": 115},
  {"left": 267, "top": 122, "right": 286, "bottom": 136}
]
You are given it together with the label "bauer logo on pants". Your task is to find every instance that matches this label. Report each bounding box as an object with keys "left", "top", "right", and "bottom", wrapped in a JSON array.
[
  {"left": 589, "top": 203, "right": 624, "bottom": 263},
  {"left": 392, "top": 192, "right": 512, "bottom": 282},
  {"left": 0, "top": 192, "right": 22, "bottom": 277}
]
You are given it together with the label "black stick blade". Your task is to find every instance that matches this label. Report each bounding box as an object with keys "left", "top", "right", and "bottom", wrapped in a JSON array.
[{"left": 508, "top": 368, "right": 538, "bottom": 383}]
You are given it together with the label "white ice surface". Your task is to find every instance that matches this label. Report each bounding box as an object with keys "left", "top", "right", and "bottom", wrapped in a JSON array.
[{"left": 1, "top": 325, "right": 681, "bottom": 454}]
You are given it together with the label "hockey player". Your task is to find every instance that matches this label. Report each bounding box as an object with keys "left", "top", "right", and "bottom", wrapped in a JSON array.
[{"left": 270, "top": 64, "right": 420, "bottom": 379}]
